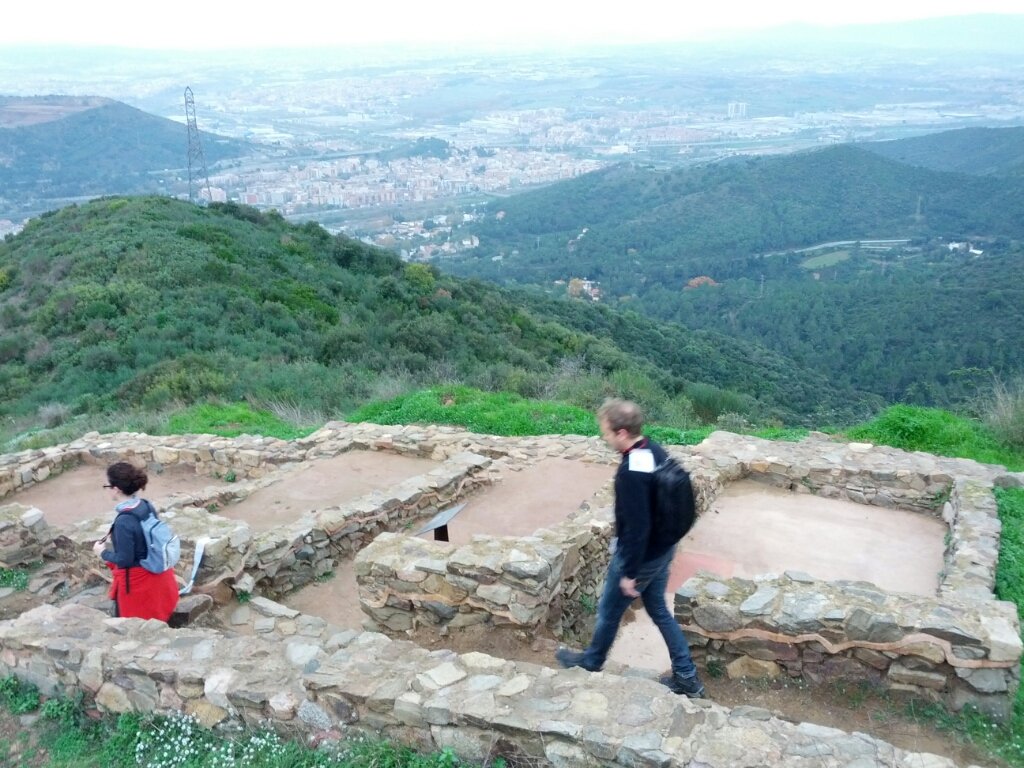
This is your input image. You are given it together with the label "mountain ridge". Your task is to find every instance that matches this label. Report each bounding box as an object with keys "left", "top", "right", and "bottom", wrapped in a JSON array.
[
  {"left": 860, "top": 126, "right": 1024, "bottom": 177},
  {"left": 443, "top": 134, "right": 1024, "bottom": 406}
]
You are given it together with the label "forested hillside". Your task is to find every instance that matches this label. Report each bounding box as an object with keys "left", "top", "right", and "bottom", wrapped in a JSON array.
[
  {"left": 0, "top": 97, "right": 251, "bottom": 198},
  {"left": 861, "top": 126, "right": 1024, "bottom": 176},
  {"left": 452, "top": 144, "right": 1024, "bottom": 286},
  {"left": 0, "top": 196, "right": 876, "bottom": 432},
  {"left": 444, "top": 141, "right": 1024, "bottom": 406},
  {"left": 654, "top": 246, "right": 1023, "bottom": 404}
]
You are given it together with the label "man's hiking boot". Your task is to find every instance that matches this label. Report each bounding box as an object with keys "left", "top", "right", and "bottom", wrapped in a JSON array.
[
  {"left": 659, "top": 672, "right": 706, "bottom": 698},
  {"left": 555, "top": 648, "right": 600, "bottom": 672}
]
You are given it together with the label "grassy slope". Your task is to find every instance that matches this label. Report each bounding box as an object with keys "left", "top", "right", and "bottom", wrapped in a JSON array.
[{"left": 445, "top": 145, "right": 1024, "bottom": 408}]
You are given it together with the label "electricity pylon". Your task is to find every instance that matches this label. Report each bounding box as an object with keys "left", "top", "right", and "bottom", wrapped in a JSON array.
[{"left": 184, "top": 87, "right": 213, "bottom": 204}]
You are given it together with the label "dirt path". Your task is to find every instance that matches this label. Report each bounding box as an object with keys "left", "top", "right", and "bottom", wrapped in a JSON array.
[
  {"left": 281, "top": 560, "right": 364, "bottom": 628},
  {"left": 409, "top": 615, "right": 1002, "bottom": 768}
]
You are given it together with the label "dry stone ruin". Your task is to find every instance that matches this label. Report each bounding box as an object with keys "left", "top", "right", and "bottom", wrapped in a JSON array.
[{"left": 1, "top": 421, "right": 1022, "bottom": 768}]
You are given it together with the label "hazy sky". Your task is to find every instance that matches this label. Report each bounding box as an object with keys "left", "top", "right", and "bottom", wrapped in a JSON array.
[{"left": 3, "top": 0, "right": 1022, "bottom": 49}]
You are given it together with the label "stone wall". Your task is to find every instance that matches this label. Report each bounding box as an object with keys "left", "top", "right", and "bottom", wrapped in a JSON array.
[
  {"left": 0, "top": 432, "right": 299, "bottom": 497},
  {"left": 0, "top": 421, "right": 512, "bottom": 503},
  {"left": 676, "top": 571, "right": 1021, "bottom": 720},
  {"left": 0, "top": 503, "right": 50, "bottom": 569},
  {"left": 671, "top": 431, "right": 1023, "bottom": 720},
  {"left": 356, "top": 430, "right": 1024, "bottom": 719},
  {"left": 180, "top": 450, "right": 491, "bottom": 598},
  {"left": 0, "top": 601, "right": 989, "bottom": 768},
  {"left": 0, "top": 424, "right": 623, "bottom": 631},
  {"left": 16, "top": 425, "right": 1013, "bottom": 718},
  {"left": 355, "top": 498, "right": 613, "bottom": 639},
  {"left": 2, "top": 426, "right": 497, "bottom": 599},
  {"left": 353, "top": 438, "right": 622, "bottom": 641}
]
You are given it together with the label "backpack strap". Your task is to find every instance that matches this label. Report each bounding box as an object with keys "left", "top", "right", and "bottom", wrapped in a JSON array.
[
  {"left": 125, "top": 499, "right": 155, "bottom": 521},
  {"left": 112, "top": 500, "right": 155, "bottom": 593}
]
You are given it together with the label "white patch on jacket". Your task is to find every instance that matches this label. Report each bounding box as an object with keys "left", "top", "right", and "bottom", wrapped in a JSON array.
[{"left": 627, "top": 448, "right": 655, "bottom": 473}]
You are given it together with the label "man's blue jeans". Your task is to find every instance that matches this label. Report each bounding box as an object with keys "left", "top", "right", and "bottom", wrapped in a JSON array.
[{"left": 580, "top": 545, "right": 697, "bottom": 679}]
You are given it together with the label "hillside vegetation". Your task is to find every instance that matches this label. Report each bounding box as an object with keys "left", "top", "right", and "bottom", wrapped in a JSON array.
[
  {"left": 0, "top": 196, "right": 875, "bottom": 444},
  {"left": 454, "top": 144, "right": 1024, "bottom": 278},
  {"left": 861, "top": 126, "right": 1024, "bottom": 177},
  {"left": 0, "top": 97, "right": 251, "bottom": 200},
  {"left": 444, "top": 139, "right": 1024, "bottom": 406}
]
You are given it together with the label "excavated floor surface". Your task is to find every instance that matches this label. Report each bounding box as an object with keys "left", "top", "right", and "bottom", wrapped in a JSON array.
[
  {"left": 9, "top": 464, "right": 231, "bottom": 527},
  {"left": 215, "top": 451, "right": 439, "bottom": 531}
]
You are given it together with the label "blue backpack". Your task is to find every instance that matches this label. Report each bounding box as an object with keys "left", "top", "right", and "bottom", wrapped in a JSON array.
[{"left": 124, "top": 500, "right": 181, "bottom": 574}]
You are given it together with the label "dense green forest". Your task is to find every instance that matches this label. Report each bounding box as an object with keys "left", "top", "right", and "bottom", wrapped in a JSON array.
[
  {"left": 0, "top": 196, "right": 876, "bottom": 436},
  {"left": 650, "top": 244, "right": 1023, "bottom": 404},
  {"left": 861, "top": 126, "right": 1024, "bottom": 176},
  {"left": 0, "top": 98, "right": 251, "bottom": 199},
  {"left": 443, "top": 139, "right": 1024, "bottom": 407}
]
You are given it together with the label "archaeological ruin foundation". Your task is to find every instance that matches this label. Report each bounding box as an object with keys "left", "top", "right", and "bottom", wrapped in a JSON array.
[{"left": 1, "top": 422, "right": 1022, "bottom": 767}]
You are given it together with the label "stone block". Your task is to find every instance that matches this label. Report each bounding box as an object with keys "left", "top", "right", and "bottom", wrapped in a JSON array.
[
  {"left": 955, "top": 666, "right": 1010, "bottom": 693},
  {"left": 95, "top": 682, "right": 134, "bottom": 713},
  {"left": 169, "top": 594, "right": 214, "bottom": 629},
  {"left": 692, "top": 602, "right": 742, "bottom": 632},
  {"left": 887, "top": 663, "right": 947, "bottom": 690},
  {"left": 726, "top": 656, "right": 781, "bottom": 680}
]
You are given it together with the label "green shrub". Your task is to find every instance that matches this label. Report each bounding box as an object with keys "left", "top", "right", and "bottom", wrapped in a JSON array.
[
  {"left": 403, "top": 263, "right": 437, "bottom": 294},
  {"left": 350, "top": 386, "right": 596, "bottom": 437},
  {"left": 0, "top": 568, "right": 29, "bottom": 591},
  {"left": 716, "top": 411, "right": 752, "bottom": 433},
  {"left": 38, "top": 402, "right": 71, "bottom": 428},
  {"left": 165, "top": 402, "right": 316, "bottom": 440},
  {"left": 848, "top": 404, "right": 1022, "bottom": 470},
  {"left": 684, "top": 382, "right": 753, "bottom": 423},
  {"left": 40, "top": 691, "right": 84, "bottom": 725},
  {"left": 982, "top": 377, "right": 1024, "bottom": 450},
  {"left": 543, "top": 365, "right": 611, "bottom": 410},
  {"left": 0, "top": 334, "right": 27, "bottom": 364},
  {"left": 849, "top": 404, "right": 966, "bottom": 450},
  {"left": 645, "top": 425, "right": 711, "bottom": 445},
  {"left": 118, "top": 355, "right": 234, "bottom": 409},
  {"left": 0, "top": 675, "right": 40, "bottom": 714}
]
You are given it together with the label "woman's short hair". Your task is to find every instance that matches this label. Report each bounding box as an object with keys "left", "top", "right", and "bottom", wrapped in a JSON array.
[{"left": 106, "top": 462, "right": 148, "bottom": 495}]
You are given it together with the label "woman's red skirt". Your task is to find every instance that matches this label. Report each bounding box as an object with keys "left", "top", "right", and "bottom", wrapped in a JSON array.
[{"left": 107, "top": 564, "right": 179, "bottom": 622}]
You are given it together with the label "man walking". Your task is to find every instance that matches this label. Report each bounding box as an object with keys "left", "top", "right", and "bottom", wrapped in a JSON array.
[{"left": 555, "top": 398, "right": 705, "bottom": 698}]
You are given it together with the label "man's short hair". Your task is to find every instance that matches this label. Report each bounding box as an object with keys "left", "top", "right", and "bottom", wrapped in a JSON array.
[{"left": 598, "top": 398, "right": 644, "bottom": 437}]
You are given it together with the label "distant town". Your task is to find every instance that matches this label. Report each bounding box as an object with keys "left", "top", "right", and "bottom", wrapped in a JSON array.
[{"left": 2, "top": 37, "right": 1023, "bottom": 254}]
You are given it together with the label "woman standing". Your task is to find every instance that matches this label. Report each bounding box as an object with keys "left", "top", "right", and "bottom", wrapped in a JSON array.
[{"left": 92, "top": 462, "right": 179, "bottom": 621}]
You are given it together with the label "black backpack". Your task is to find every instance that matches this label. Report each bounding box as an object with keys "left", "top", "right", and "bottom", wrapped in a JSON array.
[{"left": 652, "top": 456, "right": 697, "bottom": 544}]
